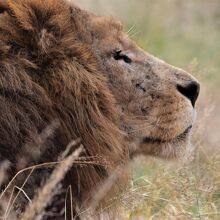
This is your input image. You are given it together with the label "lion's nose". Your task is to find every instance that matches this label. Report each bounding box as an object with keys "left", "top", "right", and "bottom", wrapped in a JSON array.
[{"left": 177, "top": 81, "right": 200, "bottom": 107}]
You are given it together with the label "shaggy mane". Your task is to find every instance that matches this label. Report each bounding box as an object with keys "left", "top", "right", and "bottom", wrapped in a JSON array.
[{"left": 0, "top": 0, "right": 128, "bottom": 217}]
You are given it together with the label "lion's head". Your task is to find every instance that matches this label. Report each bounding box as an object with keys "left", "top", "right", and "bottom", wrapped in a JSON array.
[{"left": 84, "top": 14, "right": 200, "bottom": 159}]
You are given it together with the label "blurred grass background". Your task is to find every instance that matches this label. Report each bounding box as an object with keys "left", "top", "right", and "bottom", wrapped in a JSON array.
[{"left": 76, "top": 1, "right": 220, "bottom": 219}]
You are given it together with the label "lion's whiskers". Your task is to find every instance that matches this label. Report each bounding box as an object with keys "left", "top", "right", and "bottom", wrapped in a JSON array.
[{"left": 126, "top": 25, "right": 136, "bottom": 36}]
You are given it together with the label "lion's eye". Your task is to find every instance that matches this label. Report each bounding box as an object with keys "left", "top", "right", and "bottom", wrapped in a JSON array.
[{"left": 113, "top": 50, "right": 132, "bottom": 64}]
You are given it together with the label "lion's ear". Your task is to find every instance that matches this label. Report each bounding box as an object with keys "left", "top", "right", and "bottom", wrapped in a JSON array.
[{"left": 0, "top": 0, "right": 9, "bottom": 13}]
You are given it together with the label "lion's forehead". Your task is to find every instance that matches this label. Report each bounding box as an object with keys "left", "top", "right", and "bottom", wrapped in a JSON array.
[{"left": 89, "top": 15, "right": 123, "bottom": 39}]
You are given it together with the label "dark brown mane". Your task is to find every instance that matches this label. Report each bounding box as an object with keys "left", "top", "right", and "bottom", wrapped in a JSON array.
[{"left": 0, "top": 0, "right": 128, "bottom": 217}]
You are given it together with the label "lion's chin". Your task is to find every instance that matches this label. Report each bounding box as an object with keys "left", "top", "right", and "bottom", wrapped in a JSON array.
[
  {"left": 131, "top": 125, "right": 194, "bottom": 160},
  {"left": 143, "top": 125, "right": 192, "bottom": 145}
]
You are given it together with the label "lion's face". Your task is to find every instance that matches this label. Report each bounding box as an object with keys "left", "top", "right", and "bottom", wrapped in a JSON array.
[{"left": 88, "top": 16, "right": 200, "bottom": 159}]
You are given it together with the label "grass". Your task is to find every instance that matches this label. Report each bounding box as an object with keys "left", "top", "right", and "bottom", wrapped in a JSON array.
[{"left": 124, "top": 150, "right": 220, "bottom": 219}]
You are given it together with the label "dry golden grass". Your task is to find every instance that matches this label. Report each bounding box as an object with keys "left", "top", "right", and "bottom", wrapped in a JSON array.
[
  {"left": 0, "top": 143, "right": 84, "bottom": 219},
  {"left": 121, "top": 150, "right": 220, "bottom": 219}
]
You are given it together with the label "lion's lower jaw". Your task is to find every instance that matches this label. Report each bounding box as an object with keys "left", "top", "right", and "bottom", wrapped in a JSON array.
[{"left": 130, "top": 133, "right": 194, "bottom": 160}]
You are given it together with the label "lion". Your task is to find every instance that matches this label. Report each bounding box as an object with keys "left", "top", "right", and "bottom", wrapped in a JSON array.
[{"left": 0, "top": 0, "right": 200, "bottom": 218}]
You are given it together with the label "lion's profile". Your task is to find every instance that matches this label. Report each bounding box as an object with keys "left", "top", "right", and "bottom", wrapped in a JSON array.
[{"left": 0, "top": 0, "right": 200, "bottom": 218}]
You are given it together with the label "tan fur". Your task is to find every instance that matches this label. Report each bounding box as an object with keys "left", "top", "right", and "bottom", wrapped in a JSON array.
[
  {"left": 86, "top": 14, "right": 200, "bottom": 159},
  {"left": 0, "top": 0, "right": 199, "bottom": 218}
]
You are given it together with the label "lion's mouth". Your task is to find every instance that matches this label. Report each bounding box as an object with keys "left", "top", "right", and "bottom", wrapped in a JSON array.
[{"left": 143, "top": 125, "right": 192, "bottom": 144}]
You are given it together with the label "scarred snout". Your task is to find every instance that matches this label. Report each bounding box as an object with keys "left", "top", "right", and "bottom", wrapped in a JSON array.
[{"left": 146, "top": 54, "right": 200, "bottom": 108}]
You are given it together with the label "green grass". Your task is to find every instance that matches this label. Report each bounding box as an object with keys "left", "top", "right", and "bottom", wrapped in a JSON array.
[{"left": 125, "top": 151, "right": 220, "bottom": 219}]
